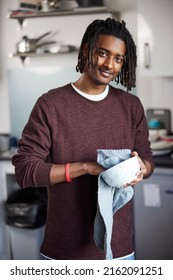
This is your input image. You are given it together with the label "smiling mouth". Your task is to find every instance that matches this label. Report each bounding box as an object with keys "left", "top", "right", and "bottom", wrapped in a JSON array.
[{"left": 99, "top": 68, "right": 113, "bottom": 78}]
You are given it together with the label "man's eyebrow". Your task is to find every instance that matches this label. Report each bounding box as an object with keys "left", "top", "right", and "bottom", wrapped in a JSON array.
[{"left": 97, "top": 47, "right": 109, "bottom": 52}]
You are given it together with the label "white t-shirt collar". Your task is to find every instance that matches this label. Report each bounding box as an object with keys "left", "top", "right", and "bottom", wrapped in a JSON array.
[{"left": 71, "top": 83, "right": 109, "bottom": 101}]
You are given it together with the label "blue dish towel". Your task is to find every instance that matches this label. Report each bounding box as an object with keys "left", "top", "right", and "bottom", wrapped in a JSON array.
[{"left": 94, "top": 149, "right": 134, "bottom": 260}]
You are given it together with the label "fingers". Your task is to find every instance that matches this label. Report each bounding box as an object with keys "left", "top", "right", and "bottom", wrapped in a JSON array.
[
  {"left": 123, "top": 151, "right": 146, "bottom": 188},
  {"left": 123, "top": 175, "right": 143, "bottom": 188},
  {"left": 131, "top": 151, "right": 138, "bottom": 157},
  {"left": 132, "top": 151, "right": 147, "bottom": 175}
]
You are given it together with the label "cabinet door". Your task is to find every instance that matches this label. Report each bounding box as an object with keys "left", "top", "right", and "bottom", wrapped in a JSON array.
[
  {"left": 138, "top": 0, "right": 173, "bottom": 76},
  {"left": 133, "top": 168, "right": 173, "bottom": 260},
  {"left": 0, "top": 161, "right": 14, "bottom": 260}
]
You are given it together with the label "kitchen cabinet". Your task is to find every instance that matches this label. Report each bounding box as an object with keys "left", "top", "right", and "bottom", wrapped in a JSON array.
[
  {"left": 0, "top": 160, "right": 15, "bottom": 259},
  {"left": 134, "top": 167, "right": 173, "bottom": 260},
  {"left": 137, "top": 0, "right": 173, "bottom": 76}
]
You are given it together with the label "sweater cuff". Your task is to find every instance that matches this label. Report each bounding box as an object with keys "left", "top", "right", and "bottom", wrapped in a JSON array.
[{"left": 34, "top": 161, "right": 52, "bottom": 186}]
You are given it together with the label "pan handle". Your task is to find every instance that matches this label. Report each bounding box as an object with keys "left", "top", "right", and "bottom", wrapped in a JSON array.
[
  {"left": 37, "top": 41, "right": 56, "bottom": 48},
  {"left": 36, "top": 31, "right": 51, "bottom": 42}
]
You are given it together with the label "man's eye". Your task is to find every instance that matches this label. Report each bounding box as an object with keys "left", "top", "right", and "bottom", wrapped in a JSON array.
[
  {"left": 98, "top": 50, "right": 107, "bottom": 57},
  {"left": 115, "top": 56, "right": 124, "bottom": 63}
]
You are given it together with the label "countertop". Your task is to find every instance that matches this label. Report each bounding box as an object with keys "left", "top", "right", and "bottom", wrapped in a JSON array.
[
  {"left": 1, "top": 149, "right": 173, "bottom": 168},
  {"left": 0, "top": 149, "right": 18, "bottom": 161}
]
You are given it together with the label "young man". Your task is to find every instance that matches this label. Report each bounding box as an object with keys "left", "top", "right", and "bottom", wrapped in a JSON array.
[{"left": 12, "top": 18, "right": 154, "bottom": 260}]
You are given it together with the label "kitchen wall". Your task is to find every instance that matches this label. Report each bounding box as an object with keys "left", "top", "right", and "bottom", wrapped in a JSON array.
[
  {"left": 0, "top": 0, "right": 173, "bottom": 137},
  {"left": 138, "top": 76, "right": 173, "bottom": 127},
  {"left": 137, "top": 0, "right": 173, "bottom": 132},
  {"left": 0, "top": 1, "right": 11, "bottom": 134}
]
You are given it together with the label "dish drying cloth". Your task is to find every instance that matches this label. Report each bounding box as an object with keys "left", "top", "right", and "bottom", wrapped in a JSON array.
[{"left": 94, "top": 149, "right": 134, "bottom": 260}]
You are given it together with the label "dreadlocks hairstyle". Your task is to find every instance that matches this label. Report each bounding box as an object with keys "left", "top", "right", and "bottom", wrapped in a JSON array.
[{"left": 76, "top": 17, "right": 137, "bottom": 92}]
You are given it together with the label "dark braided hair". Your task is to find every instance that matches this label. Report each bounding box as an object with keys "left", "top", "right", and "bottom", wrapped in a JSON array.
[{"left": 76, "top": 18, "right": 137, "bottom": 91}]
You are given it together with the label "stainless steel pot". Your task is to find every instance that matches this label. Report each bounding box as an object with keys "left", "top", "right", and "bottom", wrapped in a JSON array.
[
  {"left": 41, "top": 0, "right": 61, "bottom": 11},
  {"left": 16, "top": 32, "right": 56, "bottom": 53}
]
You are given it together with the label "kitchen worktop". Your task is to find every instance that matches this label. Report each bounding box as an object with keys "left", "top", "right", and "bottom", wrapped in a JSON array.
[
  {"left": 0, "top": 149, "right": 17, "bottom": 161},
  {"left": 1, "top": 149, "right": 173, "bottom": 168}
]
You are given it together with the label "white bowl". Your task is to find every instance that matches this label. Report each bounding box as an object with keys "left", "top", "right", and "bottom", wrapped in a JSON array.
[
  {"left": 101, "top": 156, "right": 140, "bottom": 188},
  {"left": 149, "top": 129, "right": 168, "bottom": 142}
]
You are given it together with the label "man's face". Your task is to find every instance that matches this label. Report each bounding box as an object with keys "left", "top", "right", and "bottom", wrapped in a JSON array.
[{"left": 84, "top": 35, "right": 126, "bottom": 86}]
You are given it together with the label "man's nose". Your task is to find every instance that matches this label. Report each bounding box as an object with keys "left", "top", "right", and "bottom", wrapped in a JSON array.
[{"left": 103, "top": 56, "right": 114, "bottom": 68}]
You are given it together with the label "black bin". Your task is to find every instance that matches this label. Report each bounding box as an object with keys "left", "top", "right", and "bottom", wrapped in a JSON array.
[{"left": 4, "top": 187, "right": 47, "bottom": 229}]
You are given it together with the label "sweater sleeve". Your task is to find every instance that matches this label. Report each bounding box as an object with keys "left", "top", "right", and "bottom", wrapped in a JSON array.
[
  {"left": 133, "top": 98, "right": 155, "bottom": 178},
  {"left": 12, "top": 96, "right": 53, "bottom": 187}
]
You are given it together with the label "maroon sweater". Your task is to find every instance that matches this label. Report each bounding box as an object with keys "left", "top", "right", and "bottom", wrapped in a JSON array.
[{"left": 12, "top": 84, "right": 154, "bottom": 259}]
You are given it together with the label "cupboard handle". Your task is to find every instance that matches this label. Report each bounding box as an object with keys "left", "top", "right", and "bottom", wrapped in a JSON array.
[{"left": 144, "top": 43, "right": 150, "bottom": 68}]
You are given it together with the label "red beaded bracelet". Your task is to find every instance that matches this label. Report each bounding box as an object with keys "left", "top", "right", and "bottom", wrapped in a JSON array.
[{"left": 65, "top": 163, "right": 72, "bottom": 183}]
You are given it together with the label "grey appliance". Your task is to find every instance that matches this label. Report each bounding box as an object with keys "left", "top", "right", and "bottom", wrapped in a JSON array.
[{"left": 146, "top": 108, "right": 171, "bottom": 133}]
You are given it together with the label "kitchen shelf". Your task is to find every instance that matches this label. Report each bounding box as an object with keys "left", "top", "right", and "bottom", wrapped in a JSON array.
[
  {"left": 10, "top": 51, "right": 78, "bottom": 63},
  {"left": 8, "top": 6, "right": 119, "bottom": 63},
  {"left": 9, "top": 7, "right": 119, "bottom": 26}
]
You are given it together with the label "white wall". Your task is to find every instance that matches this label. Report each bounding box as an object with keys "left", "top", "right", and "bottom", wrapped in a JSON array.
[
  {"left": 138, "top": 76, "right": 173, "bottom": 131},
  {"left": 136, "top": 0, "right": 173, "bottom": 131},
  {"left": 0, "top": 1, "right": 11, "bottom": 133}
]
